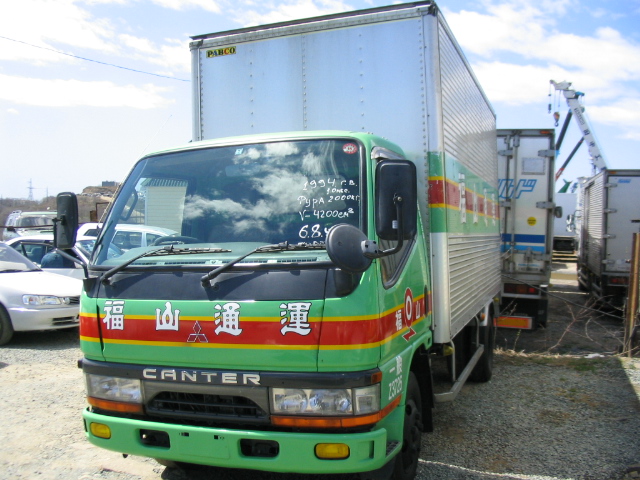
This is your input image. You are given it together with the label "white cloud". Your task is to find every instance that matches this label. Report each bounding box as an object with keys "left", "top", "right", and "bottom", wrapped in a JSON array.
[
  {"left": 540, "top": 28, "right": 640, "bottom": 83},
  {"left": 471, "top": 61, "right": 565, "bottom": 105},
  {"left": 446, "top": 0, "right": 640, "bottom": 90},
  {"left": 589, "top": 100, "right": 640, "bottom": 140},
  {"left": 149, "top": 0, "right": 222, "bottom": 13},
  {"left": 235, "top": 0, "right": 353, "bottom": 27},
  {"left": 0, "top": 0, "right": 116, "bottom": 64},
  {"left": 443, "top": 0, "right": 640, "bottom": 142},
  {"left": 119, "top": 34, "right": 191, "bottom": 72},
  {"left": 444, "top": 1, "right": 559, "bottom": 57},
  {"left": 0, "top": 0, "right": 191, "bottom": 76},
  {"left": 0, "top": 74, "right": 172, "bottom": 109}
]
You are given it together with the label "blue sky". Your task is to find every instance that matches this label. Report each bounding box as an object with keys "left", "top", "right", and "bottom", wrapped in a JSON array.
[{"left": 1, "top": 0, "right": 639, "bottom": 199}]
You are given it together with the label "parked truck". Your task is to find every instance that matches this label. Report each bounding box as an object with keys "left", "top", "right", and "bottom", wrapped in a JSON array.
[
  {"left": 497, "top": 129, "right": 556, "bottom": 329},
  {"left": 578, "top": 170, "right": 640, "bottom": 307},
  {"left": 56, "top": 3, "right": 501, "bottom": 478}
]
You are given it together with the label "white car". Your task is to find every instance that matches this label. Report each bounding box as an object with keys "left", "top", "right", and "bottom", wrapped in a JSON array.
[
  {"left": 2, "top": 210, "right": 57, "bottom": 241},
  {"left": 0, "top": 243, "right": 82, "bottom": 345},
  {"left": 5, "top": 234, "right": 123, "bottom": 279},
  {"left": 77, "top": 223, "right": 178, "bottom": 251}
]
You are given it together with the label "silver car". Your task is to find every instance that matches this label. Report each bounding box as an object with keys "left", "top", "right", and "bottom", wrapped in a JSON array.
[
  {"left": 0, "top": 243, "right": 82, "bottom": 345},
  {"left": 5, "top": 234, "right": 123, "bottom": 279}
]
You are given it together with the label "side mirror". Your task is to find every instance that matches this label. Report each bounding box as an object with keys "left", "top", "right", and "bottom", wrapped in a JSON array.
[
  {"left": 326, "top": 224, "right": 372, "bottom": 273},
  {"left": 376, "top": 160, "right": 417, "bottom": 240},
  {"left": 55, "top": 192, "right": 79, "bottom": 249},
  {"left": 325, "top": 159, "right": 418, "bottom": 273}
]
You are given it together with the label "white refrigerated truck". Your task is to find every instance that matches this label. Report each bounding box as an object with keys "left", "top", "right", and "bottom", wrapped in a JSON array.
[
  {"left": 578, "top": 170, "right": 640, "bottom": 306},
  {"left": 497, "top": 129, "right": 557, "bottom": 329}
]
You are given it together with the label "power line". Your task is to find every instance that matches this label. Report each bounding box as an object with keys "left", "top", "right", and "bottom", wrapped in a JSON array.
[{"left": 0, "top": 35, "right": 189, "bottom": 82}]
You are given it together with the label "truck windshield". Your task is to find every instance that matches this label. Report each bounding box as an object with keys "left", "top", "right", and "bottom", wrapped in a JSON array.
[{"left": 91, "top": 138, "right": 364, "bottom": 267}]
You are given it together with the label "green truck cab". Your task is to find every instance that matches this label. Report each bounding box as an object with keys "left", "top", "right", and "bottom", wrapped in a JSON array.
[{"left": 60, "top": 132, "right": 431, "bottom": 478}]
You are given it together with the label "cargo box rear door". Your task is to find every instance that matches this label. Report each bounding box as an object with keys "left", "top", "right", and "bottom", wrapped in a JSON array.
[
  {"left": 603, "top": 173, "right": 640, "bottom": 273},
  {"left": 498, "top": 129, "right": 555, "bottom": 283}
]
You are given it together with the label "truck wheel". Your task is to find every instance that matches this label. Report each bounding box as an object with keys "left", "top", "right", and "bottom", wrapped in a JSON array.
[
  {"left": 392, "top": 372, "right": 423, "bottom": 480},
  {"left": 535, "top": 297, "right": 549, "bottom": 328},
  {"left": 469, "top": 311, "right": 495, "bottom": 383},
  {"left": 0, "top": 305, "right": 14, "bottom": 346}
]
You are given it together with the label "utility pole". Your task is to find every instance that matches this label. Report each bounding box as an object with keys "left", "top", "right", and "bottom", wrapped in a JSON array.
[{"left": 27, "top": 179, "right": 34, "bottom": 201}]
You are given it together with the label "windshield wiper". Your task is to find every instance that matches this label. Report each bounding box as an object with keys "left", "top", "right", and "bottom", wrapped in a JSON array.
[
  {"left": 101, "top": 245, "right": 231, "bottom": 285},
  {"left": 201, "top": 241, "right": 325, "bottom": 286}
]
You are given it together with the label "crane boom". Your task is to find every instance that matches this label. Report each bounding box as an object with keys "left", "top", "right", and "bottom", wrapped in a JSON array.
[{"left": 550, "top": 80, "right": 607, "bottom": 171}]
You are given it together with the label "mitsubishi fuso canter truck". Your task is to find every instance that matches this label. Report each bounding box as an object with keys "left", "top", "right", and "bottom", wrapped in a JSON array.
[{"left": 56, "top": 3, "right": 501, "bottom": 479}]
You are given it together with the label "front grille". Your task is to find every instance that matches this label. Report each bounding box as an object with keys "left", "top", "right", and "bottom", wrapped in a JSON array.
[
  {"left": 147, "top": 392, "right": 268, "bottom": 423},
  {"left": 68, "top": 296, "right": 80, "bottom": 305}
]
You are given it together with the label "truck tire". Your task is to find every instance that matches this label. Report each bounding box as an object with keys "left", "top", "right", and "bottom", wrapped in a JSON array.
[
  {"left": 536, "top": 297, "right": 549, "bottom": 328},
  {"left": 391, "top": 372, "right": 423, "bottom": 480},
  {"left": 469, "top": 310, "right": 495, "bottom": 383},
  {"left": 0, "top": 305, "right": 14, "bottom": 346}
]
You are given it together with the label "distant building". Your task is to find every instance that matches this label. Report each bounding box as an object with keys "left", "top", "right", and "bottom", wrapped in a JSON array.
[{"left": 81, "top": 183, "right": 120, "bottom": 197}]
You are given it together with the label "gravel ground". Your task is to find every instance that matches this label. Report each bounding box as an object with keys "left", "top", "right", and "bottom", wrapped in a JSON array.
[{"left": 1, "top": 259, "right": 639, "bottom": 480}]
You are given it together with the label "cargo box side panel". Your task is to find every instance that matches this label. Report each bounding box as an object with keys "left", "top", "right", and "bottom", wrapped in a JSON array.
[
  {"left": 196, "top": 36, "right": 305, "bottom": 140},
  {"left": 429, "top": 16, "right": 501, "bottom": 344},
  {"left": 583, "top": 173, "right": 605, "bottom": 276},
  {"left": 603, "top": 173, "right": 640, "bottom": 273},
  {"left": 303, "top": 18, "right": 426, "bottom": 144}
]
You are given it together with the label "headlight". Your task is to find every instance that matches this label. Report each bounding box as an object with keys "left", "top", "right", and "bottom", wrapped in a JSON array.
[
  {"left": 272, "top": 385, "right": 379, "bottom": 416},
  {"left": 23, "top": 295, "right": 69, "bottom": 306},
  {"left": 85, "top": 374, "right": 142, "bottom": 404}
]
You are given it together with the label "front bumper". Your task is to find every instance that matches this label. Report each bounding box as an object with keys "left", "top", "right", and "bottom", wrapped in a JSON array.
[
  {"left": 83, "top": 408, "right": 401, "bottom": 474},
  {"left": 8, "top": 306, "right": 79, "bottom": 332}
]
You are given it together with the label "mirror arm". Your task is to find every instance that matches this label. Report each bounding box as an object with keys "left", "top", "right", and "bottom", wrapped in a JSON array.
[
  {"left": 53, "top": 248, "right": 89, "bottom": 278},
  {"left": 52, "top": 216, "right": 63, "bottom": 247},
  {"left": 363, "top": 195, "right": 405, "bottom": 259}
]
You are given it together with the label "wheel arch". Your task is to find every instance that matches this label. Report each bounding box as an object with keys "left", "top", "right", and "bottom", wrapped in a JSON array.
[{"left": 409, "top": 344, "right": 433, "bottom": 432}]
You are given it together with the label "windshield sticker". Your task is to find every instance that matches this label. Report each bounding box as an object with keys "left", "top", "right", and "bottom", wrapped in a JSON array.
[
  {"left": 103, "top": 300, "right": 125, "bottom": 330},
  {"left": 343, "top": 143, "right": 358, "bottom": 154}
]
